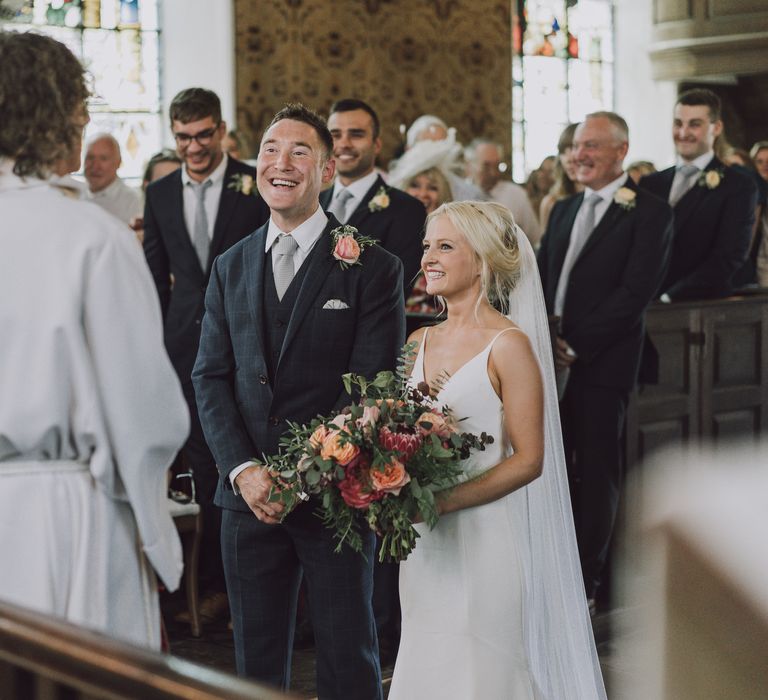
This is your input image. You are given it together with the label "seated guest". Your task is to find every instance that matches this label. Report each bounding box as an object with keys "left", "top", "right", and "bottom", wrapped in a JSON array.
[
  {"left": 627, "top": 160, "right": 656, "bottom": 184},
  {"left": 84, "top": 133, "right": 142, "bottom": 225},
  {"left": 641, "top": 89, "right": 758, "bottom": 301},
  {"left": 464, "top": 138, "right": 541, "bottom": 246},
  {"left": 389, "top": 139, "right": 457, "bottom": 312},
  {"left": 0, "top": 31, "right": 189, "bottom": 649},
  {"left": 540, "top": 123, "right": 583, "bottom": 230},
  {"left": 222, "top": 129, "right": 252, "bottom": 162},
  {"left": 322, "top": 98, "right": 425, "bottom": 296}
]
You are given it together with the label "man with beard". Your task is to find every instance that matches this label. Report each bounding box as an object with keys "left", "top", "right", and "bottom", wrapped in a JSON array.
[
  {"left": 322, "top": 99, "right": 425, "bottom": 294},
  {"left": 143, "top": 88, "right": 270, "bottom": 623}
]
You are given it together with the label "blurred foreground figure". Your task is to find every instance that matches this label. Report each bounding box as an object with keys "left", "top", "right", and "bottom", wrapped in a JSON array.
[
  {"left": 619, "top": 443, "right": 768, "bottom": 700},
  {"left": 0, "top": 31, "right": 189, "bottom": 649}
]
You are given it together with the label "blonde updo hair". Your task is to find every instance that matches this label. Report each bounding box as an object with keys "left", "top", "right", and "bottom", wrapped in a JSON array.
[{"left": 426, "top": 200, "right": 522, "bottom": 313}]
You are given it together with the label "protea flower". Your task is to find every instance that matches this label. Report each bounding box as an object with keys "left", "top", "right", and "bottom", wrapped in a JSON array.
[{"left": 378, "top": 426, "right": 422, "bottom": 461}]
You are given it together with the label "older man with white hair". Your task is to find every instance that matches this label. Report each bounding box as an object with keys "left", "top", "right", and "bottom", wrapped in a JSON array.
[{"left": 84, "top": 133, "right": 142, "bottom": 225}]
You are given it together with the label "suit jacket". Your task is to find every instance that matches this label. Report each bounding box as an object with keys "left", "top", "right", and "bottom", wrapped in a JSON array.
[
  {"left": 143, "top": 157, "right": 270, "bottom": 385},
  {"left": 191, "top": 215, "right": 406, "bottom": 512},
  {"left": 537, "top": 179, "right": 673, "bottom": 391},
  {"left": 320, "top": 175, "right": 425, "bottom": 293},
  {"left": 640, "top": 157, "right": 757, "bottom": 300}
]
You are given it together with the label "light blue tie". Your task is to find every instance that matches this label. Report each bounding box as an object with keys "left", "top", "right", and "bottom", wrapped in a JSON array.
[{"left": 190, "top": 179, "right": 213, "bottom": 270}]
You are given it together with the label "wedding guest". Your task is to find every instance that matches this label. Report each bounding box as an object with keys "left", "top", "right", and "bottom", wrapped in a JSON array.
[
  {"left": 539, "top": 122, "right": 583, "bottom": 230},
  {"left": 322, "top": 98, "right": 425, "bottom": 295},
  {"left": 464, "top": 138, "right": 541, "bottom": 246},
  {"left": 405, "top": 114, "right": 449, "bottom": 148},
  {"left": 0, "top": 31, "right": 189, "bottom": 649},
  {"left": 627, "top": 160, "right": 656, "bottom": 183},
  {"left": 143, "top": 88, "right": 270, "bottom": 625},
  {"left": 390, "top": 201, "right": 606, "bottom": 699},
  {"left": 84, "top": 133, "right": 142, "bottom": 225},
  {"left": 129, "top": 150, "right": 182, "bottom": 244},
  {"left": 193, "top": 103, "right": 404, "bottom": 696},
  {"left": 222, "top": 128, "right": 252, "bottom": 161},
  {"left": 751, "top": 142, "right": 768, "bottom": 285},
  {"left": 537, "top": 112, "right": 673, "bottom": 609},
  {"left": 640, "top": 88, "right": 757, "bottom": 301},
  {"left": 388, "top": 139, "right": 458, "bottom": 313},
  {"left": 524, "top": 167, "right": 550, "bottom": 227},
  {"left": 537, "top": 154, "right": 556, "bottom": 192}
]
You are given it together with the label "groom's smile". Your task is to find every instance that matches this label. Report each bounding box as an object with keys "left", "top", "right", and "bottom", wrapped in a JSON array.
[{"left": 257, "top": 118, "right": 335, "bottom": 232}]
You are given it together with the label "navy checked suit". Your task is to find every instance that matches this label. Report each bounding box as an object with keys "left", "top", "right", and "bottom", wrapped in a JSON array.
[
  {"left": 192, "top": 214, "right": 404, "bottom": 697},
  {"left": 537, "top": 179, "right": 673, "bottom": 598}
]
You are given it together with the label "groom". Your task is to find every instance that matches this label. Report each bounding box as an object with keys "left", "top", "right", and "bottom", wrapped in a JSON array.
[{"left": 192, "top": 103, "right": 404, "bottom": 698}]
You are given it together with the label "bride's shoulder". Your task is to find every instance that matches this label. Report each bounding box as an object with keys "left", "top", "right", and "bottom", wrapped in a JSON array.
[
  {"left": 406, "top": 323, "right": 440, "bottom": 348},
  {"left": 490, "top": 322, "right": 533, "bottom": 356}
]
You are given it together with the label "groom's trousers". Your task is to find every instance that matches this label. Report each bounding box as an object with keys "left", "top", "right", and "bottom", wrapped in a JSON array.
[{"left": 221, "top": 503, "right": 383, "bottom": 700}]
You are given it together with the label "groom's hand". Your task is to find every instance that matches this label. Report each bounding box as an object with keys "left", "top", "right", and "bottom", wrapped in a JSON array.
[{"left": 235, "top": 465, "right": 285, "bottom": 525}]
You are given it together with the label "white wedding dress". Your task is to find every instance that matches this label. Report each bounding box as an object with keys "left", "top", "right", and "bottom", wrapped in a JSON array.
[
  {"left": 389, "top": 219, "right": 606, "bottom": 700},
  {"left": 390, "top": 328, "right": 538, "bottom": 699}
]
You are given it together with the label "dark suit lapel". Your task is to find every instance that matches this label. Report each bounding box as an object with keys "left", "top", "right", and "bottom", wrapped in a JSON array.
[
  {"left": 319, "top": 187, "right": 333, "bottom": 211},
  {"left": 346, "top": 175, "right": 385, "bottom": 230},
  {"left": 278, "top": 219, "right": 338, "bottom": 370},
  {"left": 209, "top": 158, "right": 244, "bottom": 268},
  {"left": 244, "top": 222, "right": 269, "bottom": 360},
  {"left": 552, "top": 193, "right": 583, "bottom": 284},
  {"left": 577, "top": 179, "right": 638, "bottom": 263},
  {"left": 658, "top": 167, "right": 675, "bottom": 200},
  {"left": 673, "top": 156, "right": 720, "bottom": 231}
]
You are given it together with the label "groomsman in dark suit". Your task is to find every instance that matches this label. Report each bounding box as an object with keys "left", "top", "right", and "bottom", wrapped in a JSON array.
[
  {"left": 193, "top": 103, "right": 404, "bottom": 697},
  {"left": 143, "top": 88, "right": 270, "bottom": 612},
  {"left": 323, "top": 98, "right": 425, "bottom": 294},
  {"left": 640, "top": 88, "right": 757, "bottom": 301},
  {"left": 537, "top": 112, "right": 673, "bottom": 607}
]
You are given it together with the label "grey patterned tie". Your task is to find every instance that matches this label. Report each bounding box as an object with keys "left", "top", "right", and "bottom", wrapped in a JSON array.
[
  {"left": 190, "top": 179, "right": 213, "bottom": 270},
  {"left": 272, "top": 234, "right": 299, "bottom": 300},
  {"left": 668, "top": 163, "right": 699, "bottom": 207},
  {"left": 328, "top": 188, "right": 354, "bottom": 223},
  {"left": 554, "top": 192, "right": 603, "bottom": 317}
]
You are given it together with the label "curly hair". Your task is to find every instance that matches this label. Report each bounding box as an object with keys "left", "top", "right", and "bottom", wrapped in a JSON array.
[{"left": 0, "top": 31, "right": 89, "bottom": 178}]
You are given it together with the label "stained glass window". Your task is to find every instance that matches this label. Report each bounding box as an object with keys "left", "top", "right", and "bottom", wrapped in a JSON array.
[
  {"left": 511, "top": 0, "right": 614, "bottom": 182},
  {"left": 2, "top": 0, "right": 161, "bottom": 186}
]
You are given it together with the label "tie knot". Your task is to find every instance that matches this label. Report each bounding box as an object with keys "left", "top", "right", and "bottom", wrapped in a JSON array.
[
  {"left": 273, "top": 234, "right": 298, "bottom": 256},
  {"left": 585, "top": 192, "right": 602, "bottom": 208},
  {"left": 335, "top": 188, "right": 353, "bottom": 204},
  {"left": 190, "top": 179, "right": 212, "bottom": 198},
  {"left": 678, "top": 164, "right": 699, "bottom": 177}
]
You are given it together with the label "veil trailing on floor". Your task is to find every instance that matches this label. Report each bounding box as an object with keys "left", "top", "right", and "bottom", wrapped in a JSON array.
[{"left": 507, "top": 224, "right": 607, "bottom": 699}]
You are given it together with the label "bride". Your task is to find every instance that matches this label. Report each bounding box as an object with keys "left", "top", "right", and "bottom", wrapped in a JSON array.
[{"left": 389, "top": 201, "right": 606, "bottom": 699}]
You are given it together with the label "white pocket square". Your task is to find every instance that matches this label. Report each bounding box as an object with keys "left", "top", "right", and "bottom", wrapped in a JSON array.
[{"left": 322, "top": 299, "right": 349, "bottom": 310}]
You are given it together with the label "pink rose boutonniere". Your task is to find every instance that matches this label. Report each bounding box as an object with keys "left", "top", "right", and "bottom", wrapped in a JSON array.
[{"left": 330, "top": 224, "right": 377, "bottom": 269}]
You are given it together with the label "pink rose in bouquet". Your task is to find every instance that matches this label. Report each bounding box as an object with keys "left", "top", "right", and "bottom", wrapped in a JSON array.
[
  {"left": 338, "top": 457, "right": 382, "bottom": 509},
  {"left": 416, "top": 410, "right": 456, "bottom": 439}
]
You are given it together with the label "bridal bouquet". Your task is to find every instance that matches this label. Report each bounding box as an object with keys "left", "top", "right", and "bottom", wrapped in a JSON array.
[{"left": 265, "top": 348, "right": 493, "bottom": 562}]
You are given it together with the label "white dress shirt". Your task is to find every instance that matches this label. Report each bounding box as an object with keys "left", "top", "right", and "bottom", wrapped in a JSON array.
[
  {"left": 676, "top": 150, "right": 715, "bottom": 173},
  {"left": 230, "top": 205, "right": 329, "bottom": 490},
  {"left": 86, "top": 176, "right": 142, "bottom": 225},
  {"left": 181, "top": 154, "right": 229, "bottom": 242},
  {"left": 330, "top": 170, "right": 379, "bottom": 217}
]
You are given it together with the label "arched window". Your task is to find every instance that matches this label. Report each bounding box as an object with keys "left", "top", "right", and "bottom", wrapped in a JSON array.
[
  {"left": 3, "top": 0, "right": 162, "bottom": 185},
  {"left": 512, "top": 0, "right": 614, "bottom": 181}
]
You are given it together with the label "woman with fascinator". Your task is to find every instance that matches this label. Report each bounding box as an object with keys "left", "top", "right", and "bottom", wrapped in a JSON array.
[{"left": 389, "top": 201, "right": 606, "bottom": 699}]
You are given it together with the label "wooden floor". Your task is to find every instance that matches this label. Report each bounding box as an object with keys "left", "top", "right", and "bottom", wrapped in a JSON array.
[{"left": 164, "top": 593, "right": 623, "bottom": 699}]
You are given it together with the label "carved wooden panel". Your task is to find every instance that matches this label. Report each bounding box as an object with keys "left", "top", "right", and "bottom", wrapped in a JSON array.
[
  {"left": 233, "top": 0, "right": 512, "bottom": 164},
  {"left": 710, "top": 0, "right": 768, "bottom": 18},
  {"left": 653, "top": 0, "right": 694, "bottom": 24}
]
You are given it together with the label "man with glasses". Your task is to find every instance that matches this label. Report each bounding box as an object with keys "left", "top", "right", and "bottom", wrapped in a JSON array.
[{"left": 143, "top": 88, "right": 270, "bottom": 623}]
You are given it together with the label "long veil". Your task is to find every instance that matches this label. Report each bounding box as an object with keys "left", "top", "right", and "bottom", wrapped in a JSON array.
[{"left": 507, "top": 224, "right": 607, "bottom": 699}]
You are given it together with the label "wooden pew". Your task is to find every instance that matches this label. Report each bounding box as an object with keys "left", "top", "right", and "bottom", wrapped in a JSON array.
[{"left": 0, "top": 600, "right": 296, "bottom": 699}]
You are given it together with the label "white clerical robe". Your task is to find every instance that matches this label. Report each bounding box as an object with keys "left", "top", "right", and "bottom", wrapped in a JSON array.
[{"left": 0, "top": 162, "right": 189, "bottom": 649}]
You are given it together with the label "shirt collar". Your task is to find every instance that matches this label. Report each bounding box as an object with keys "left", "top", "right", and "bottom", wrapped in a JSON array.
[
  {"left": 181, "top": 153, "right": 229, "bottom": 187},
  {"left": 332, "top": 170, "right": 379, "bottom": 201},
  {"left": 584, "top": 172, "right": 629, "bottom": 202},
  {"left": 676, "top": 150, "right": 714, "bottom": 172},
  {"left": 264, "top": 205, "right": 329, "bottom": 255}
]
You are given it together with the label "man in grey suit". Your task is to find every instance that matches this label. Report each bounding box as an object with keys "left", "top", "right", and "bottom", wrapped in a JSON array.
[{"left": 192, "top": 103, "right": 404, "bottom": 698}]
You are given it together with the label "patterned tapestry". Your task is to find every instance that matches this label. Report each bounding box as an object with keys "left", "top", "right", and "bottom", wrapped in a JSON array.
[{"left": 234, "top": 0, "right": 512, "bottom": 165}]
